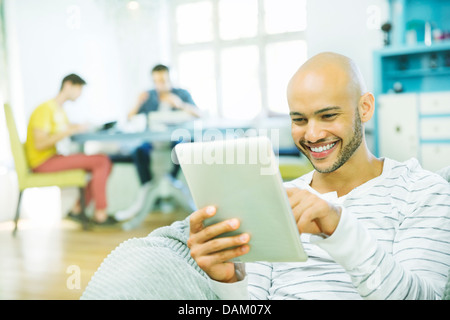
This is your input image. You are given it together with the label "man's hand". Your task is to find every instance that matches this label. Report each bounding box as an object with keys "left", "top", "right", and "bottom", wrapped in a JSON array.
[
  {"left": 159, "top": 92, "right": 202, "bottom": 118},
  {"left": 160, "top": 92, "right": 184, "bottom": 109},
  {"left": 187, "top": 206, "right": 250, "bottom": 283},
  {"left": 67, "top": 123, "right": 89, "bottom": 136},
  {"left": 286, "top": 188, "right": 342, "bottom": 236},
  {"left": 33, "top": 123, "right": 88, "bottom": 151}
]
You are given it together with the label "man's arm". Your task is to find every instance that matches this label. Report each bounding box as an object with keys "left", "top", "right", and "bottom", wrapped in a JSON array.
[
  {"left": 189, "top": 206, "right": 275, "bottom": 300},
  {"left": 289, "top": 184, "right": 450, "bottom": 299},
  {"left": 33, "top": 124, "right": 86, "bottom": 151},
  {"left": 127, "top": 91, "right": 149, "bottom": 120},
  {"left": 160, "top": 90, "right": 202, "bottom": 118},
  {"left": 208, "top": 261, "right": 273, "bottom": 300},
  {"left": 313, "top": 207, "right": 446, "bottom": 299},
  {"left": 188, "top": 206, "right": 251, "bottom": 283},
  {"left": 177, "top": 101, "right": 202, "bottom": 118}
]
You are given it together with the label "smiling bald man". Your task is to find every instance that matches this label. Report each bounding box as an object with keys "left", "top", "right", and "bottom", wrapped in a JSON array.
[
  {"left": 186, "top": 52, "right": 450, "bottom": 300},
  {"left": 81, "top": 52, "right": 450, "bottom": 300}
]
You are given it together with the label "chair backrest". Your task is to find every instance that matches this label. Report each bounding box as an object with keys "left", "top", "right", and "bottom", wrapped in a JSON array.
[{"left": 3, "top": 103, "right": 30, "bottom": 186}]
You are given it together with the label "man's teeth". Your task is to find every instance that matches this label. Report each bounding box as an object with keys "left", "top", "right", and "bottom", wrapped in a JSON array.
[{"left": 310, "top": 142, "right": 336, "bottom": 153}]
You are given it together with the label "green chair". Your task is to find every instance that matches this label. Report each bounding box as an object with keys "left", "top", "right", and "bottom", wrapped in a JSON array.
[
  {"left": 3, "top": 103, "right": 89, "bottom": 235},
  {"left": 279, "top": 157, "right": 313, "bottom": 181}
]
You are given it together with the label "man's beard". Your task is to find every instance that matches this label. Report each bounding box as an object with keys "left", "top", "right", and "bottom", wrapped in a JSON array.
[{"left": 297, "top": 115, "right": 363, "bottom": 174}]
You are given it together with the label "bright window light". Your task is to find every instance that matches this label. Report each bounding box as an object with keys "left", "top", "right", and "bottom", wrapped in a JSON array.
[
  {"left": 266, "top": 40, "right": 307, "bottom": 114},
  {"left": 172, "top": 0, "right": 308, "bottom": 120},
  {"left": 0, "top": 92, "right": 7, "bottom": 165},
  {"left": 127, "top": 1, "right": 140, "bottom": 11},
  {"left": 221, "top": 46, "right": 261, "bottom": 120},
  {"left": 178, "top": 50, "right": 217, "bottom": 116},
  {"left": 264, "top": 0, "right": 307, "bottom": 34},
  {"left": 218, "top": 0, "right": 258, "bottom": 40},
  {"left": 176, "top": 1, "right": 213, "bottom": 44}
]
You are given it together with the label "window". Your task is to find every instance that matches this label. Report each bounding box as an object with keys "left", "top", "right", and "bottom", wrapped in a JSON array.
[
  {"left": 175, "top": 1, "right": 213, "bottom": 44},
  {"left": 264, "top": 0, "right": 307, "bottom": 34},
  {"left": 221, "top": 45, "right": 260, "bottom": 119},
  {"left": 219, "top": 0, "right": 258, "bottom": 41},
  {"left": 266, "top": 40, "right": 308, "bottom": 114},
  {"left": 178, "top": 50, "right": 217, "bottom": 116},
  {"left": 172, "top": 0, "right": 307, "bottom": 119}
]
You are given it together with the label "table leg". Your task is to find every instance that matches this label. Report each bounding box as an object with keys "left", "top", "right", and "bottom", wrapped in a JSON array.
[
  {"left": 120, "top": 141, "right": 196, "bottom": 230},
  {"left": 121, "top": 174, "right": 196, "bottom": 230}
]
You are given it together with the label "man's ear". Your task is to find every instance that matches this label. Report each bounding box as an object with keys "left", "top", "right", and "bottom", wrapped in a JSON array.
[{"left": 358, "top": 92, "right": 375, "bottom": 123}]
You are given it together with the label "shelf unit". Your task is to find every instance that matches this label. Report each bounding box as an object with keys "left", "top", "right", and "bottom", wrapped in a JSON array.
[
  {"left": 388, "top": 0, "right": 450, "bottom": 47},
  {"left": 372, "top": 0, "right": 450, "bottom": 171},
  {"left": 373, "top": 42, "right": 450, "bottom": 95}
]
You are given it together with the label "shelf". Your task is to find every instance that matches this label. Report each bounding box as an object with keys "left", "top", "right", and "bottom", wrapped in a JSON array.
[
  {"left": 385, "top": 66, "right": 450, "bottom": 78},
  {"left": 373, "top": 0, "right": 450, "bottom": 163},
  {"left": 374, "top": 41, "right": 450, "bottom": 56},
  {"left": 419, "top": 113, "right": 450, "bottom": 119},
  {"left": 420, "top": 139, "right": 450, "bottom": 144}
]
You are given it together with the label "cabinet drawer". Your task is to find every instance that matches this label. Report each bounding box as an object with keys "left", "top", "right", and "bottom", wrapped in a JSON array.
[
  {"left": 378, "top": 94, "right": 418, "bottom": 161},
  {"left": 419, "top": 92, "right": 450, "bottom": 114},
  {"left": 420, "top": 144, "right": 450, "bottom": 172},
  {"left": 420, "top": 117, "right": 450, "bottom": 140}
]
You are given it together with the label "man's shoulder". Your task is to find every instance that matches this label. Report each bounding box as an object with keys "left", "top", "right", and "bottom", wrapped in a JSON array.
[
  {"left": 30, "top": 100, "right": 56, "bottom": 119},
  {"left": 172, "top": 88, "right": 194, "bottom": 100},
  {"left": 384, "top": 157, "right": 450, "bottom": 194},
  {"left": 139, "top": 90, "right": 158, "bottom": 111},
  {"left": 282, "top": 170, "right": 314, "bottom": 189},
  {"left": 172, "top": 88, "right": 196, "bottom": 106},
  {"left": 172, "top": 88, "right": 190, "bottom": 95}
]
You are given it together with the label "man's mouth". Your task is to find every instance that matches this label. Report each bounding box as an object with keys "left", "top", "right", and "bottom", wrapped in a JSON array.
[{"left": 304, "top": 141, "right": 339, "bottom": 159}]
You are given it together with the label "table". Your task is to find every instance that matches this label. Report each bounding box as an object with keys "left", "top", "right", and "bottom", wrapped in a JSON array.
[{"left": 72, "top": 120, "right": 254, "bottom": 229}]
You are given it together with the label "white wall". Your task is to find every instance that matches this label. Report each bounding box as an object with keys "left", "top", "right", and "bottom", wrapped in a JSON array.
[
  {"left": 306, "top": 0, "right": 389, "bottom": 150},
  {"left": 2, "top": 0, "right": 390, "bottom": 146},
  {"left": 4, "top": 0, "right": 169, "bottom": 137},
  {"left": 0, "top": 0, "right": 170, "bottom": 221},
  {"left": 0, "top": 0, "right": 390, "bottom": 221},
  {"left": 306, "top": 0, "right": 389, "bottom": 92}
]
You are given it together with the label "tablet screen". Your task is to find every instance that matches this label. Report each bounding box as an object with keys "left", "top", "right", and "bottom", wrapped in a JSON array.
[{"left": 175, "top": 136, "right": 308, "bottom": 262}]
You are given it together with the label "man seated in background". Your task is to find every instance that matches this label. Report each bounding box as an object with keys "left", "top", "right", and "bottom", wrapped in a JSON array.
[
  {"left": 115, "top": 64, "right": 201, "bottom": 221},
  {"left": 25, "top": 74, "right": 115, "bottom": 225},
  {"left": 82, "top": 52, "right": 450, "bottom": 300}
]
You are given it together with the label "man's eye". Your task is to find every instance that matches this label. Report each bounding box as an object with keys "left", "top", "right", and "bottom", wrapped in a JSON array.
[
  {"left": 323, "top": 113, "right": 337, "bottom": 120},
  {"left": 292, "top": 118, "right": 306, "bottom": 123}
]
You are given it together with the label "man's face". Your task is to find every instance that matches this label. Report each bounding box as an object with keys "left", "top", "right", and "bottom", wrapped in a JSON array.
[
  {"left": 152, "top": 70, "right": 172, "bottom": 93},
  {"left": 66, "top": 83, "right": 84, "bottom": 101},
  {"left": 288, "top": 71, "right": 363, "bottom": 174}
]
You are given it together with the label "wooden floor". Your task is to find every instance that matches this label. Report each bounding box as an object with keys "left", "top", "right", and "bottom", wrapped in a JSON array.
[{"left": 0, "top": 211, "right": 187, "bottom": 300}]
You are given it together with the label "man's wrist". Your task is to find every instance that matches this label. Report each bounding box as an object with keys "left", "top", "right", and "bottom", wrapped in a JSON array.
[{"left": 208, "top": 272, "right": 249, "bottom": 300}]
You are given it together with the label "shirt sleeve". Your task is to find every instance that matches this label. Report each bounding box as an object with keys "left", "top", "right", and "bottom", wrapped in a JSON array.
[
  {"left": 208, "top": 263, "right": 249, "bottom": 300},
  {"left": 208, "top": 261, "right": 273, "bottom": 300},
  {"left": 312, "top": 190, "right": 450, "bottom": 300},
  {"left": 138, "top": 90, "right": 158, "bottom": 114},
  {"left": 30, "top": 106, "right": 52, "bottom": 133},
  {"left": 176, "top": 89, "right": 196, "bottom": 106}
]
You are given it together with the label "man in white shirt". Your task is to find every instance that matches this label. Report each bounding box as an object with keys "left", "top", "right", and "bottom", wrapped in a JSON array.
[
  {"left": 187, "top": 52, "right": 450, "bottom": 299},
  {"left": 81, "top": 52, "right": 449, "bottom": 300}
]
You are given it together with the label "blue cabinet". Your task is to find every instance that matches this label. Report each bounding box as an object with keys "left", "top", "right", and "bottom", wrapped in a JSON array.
[
  {"left": 388, "top": 0, "right": 450, "bottom": 47},
  {"left": 374, "top": 43, "right": 450, "bottom": 95},
  {"left": 373, "top": 0, "right": 450, "bottom": 171}
]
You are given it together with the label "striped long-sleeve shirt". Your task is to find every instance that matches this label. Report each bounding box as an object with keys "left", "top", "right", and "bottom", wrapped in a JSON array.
[{"left": 210, "top": 158, "right": 450, "bottom": 299}]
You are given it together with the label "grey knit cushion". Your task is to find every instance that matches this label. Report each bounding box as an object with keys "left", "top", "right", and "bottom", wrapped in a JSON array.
[{"left": 81, "top": 217, "right": 218, "bottom": 300}]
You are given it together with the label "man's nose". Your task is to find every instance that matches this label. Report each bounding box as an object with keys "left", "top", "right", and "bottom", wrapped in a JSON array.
[{"left": 304, "top": 121, "right": 326, "bottom": 143}]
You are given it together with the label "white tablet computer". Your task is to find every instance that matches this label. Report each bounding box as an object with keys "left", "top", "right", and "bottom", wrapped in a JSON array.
[{"left": 175, "top": 136, "right": 307, "bottom": 263}]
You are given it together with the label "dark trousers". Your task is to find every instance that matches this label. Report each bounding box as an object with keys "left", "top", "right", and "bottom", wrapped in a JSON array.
[{"left": 131, "top": 142, "right": 180, "bottom": 185}]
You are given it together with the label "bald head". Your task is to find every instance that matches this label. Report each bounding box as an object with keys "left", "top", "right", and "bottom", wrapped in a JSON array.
[{"left": 287, "top": 52, "right": 367, "bottom": 106}]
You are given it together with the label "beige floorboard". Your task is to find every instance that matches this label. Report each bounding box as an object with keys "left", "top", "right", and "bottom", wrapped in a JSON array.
[{"left": 0, "top": 212, "right": 187, "bottom": 300}]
